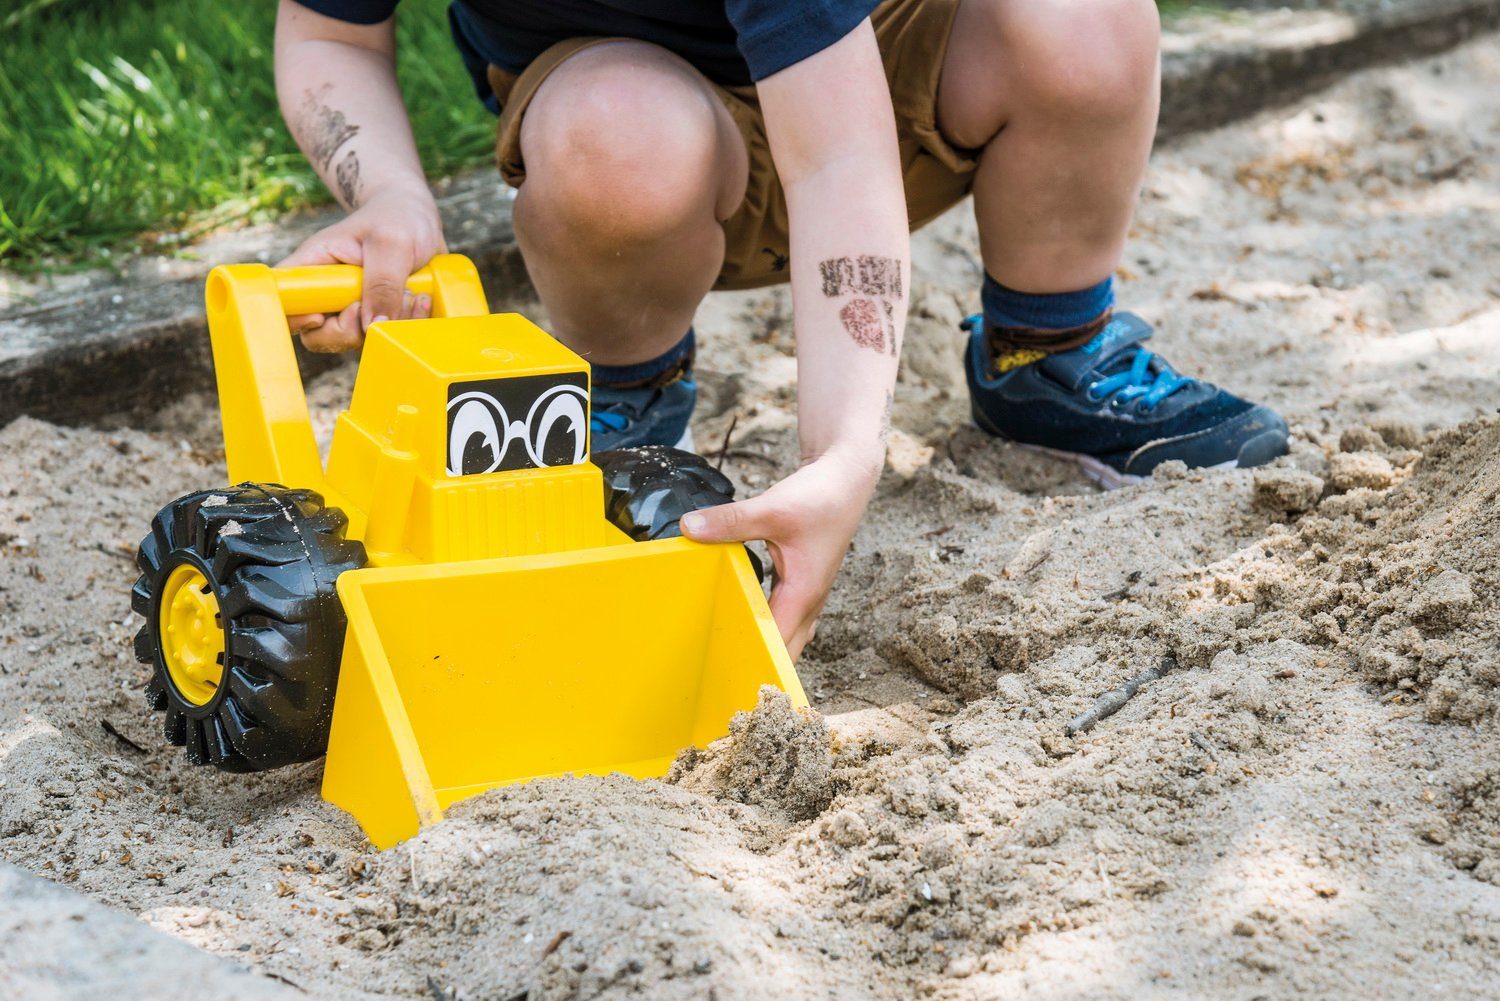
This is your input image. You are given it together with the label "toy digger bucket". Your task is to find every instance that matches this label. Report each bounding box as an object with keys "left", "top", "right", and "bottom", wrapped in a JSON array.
[{"left": 321, "top": 535, "right": 804, "bottom": 850}]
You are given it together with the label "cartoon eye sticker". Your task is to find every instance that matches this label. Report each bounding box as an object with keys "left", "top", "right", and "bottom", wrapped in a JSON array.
[
  {"left": 445, "top": 375, "right": 590, "bottom": 477},
  {"left": 447, "top": 392, "right": 510, "bottom": 476},
  {"left": 524, "top": 385, "right": 588, "bottom": 468}
]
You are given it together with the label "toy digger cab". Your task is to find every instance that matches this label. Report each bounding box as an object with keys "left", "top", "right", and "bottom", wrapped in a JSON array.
[{"left": 130, "top": 255, "right": 804, "bottom": 849}]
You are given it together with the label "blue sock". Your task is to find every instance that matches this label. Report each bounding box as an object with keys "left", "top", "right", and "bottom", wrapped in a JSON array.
[
  {"left": 982, "top": 274, "right": 1114, "bottom": 334},
  {"left": 591, "top": 329, "right": 695, "bottom": 388}
]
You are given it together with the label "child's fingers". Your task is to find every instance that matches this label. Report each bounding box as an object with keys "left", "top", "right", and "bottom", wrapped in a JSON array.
[
  {"left": 277, "top": 243, "right": 334, "bottom": 268},
  {"left": 298, "top": 301, "right": 364, "bottom": 353},
  {"left": 277, "top": 233, "right": 354, "bottom": 269},
  {"left": 359, "top": 234, "right": 415, "bottom": 331},
  {"left": 396, "top": 289, "right": 431, "bottom": 321},
  {"left": 680, "top": 495, "right": 779, "bottom": 544},
  {"left": 287, "top": 313, "right": 324, "bottom": 335},
  {"left": 768, "top": 572, "right": 825, "bottom": 660}
]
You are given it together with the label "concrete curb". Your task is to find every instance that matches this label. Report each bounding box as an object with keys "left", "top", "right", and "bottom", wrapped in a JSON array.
[
  {"left": 1159, "top": 0, "right": 1500, "bottom": 138},
  {"left": 0, "top": 863, "right": 299, "bottom": 1000},
  {"left": 0, "top": 174, "right": 530, "bottom": 426},
  {"left": 1, "top": 0, "right": 1497, "bottom": 427}
]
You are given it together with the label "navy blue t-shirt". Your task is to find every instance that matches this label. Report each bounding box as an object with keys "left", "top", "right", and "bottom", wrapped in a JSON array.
[{"left": 293, "top": 0, "right": 876, "bottom": 111}]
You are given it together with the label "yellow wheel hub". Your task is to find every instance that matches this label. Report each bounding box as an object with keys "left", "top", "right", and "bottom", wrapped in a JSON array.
[{"left": 158, "top": 563, "right": 225, "bottom": 706}]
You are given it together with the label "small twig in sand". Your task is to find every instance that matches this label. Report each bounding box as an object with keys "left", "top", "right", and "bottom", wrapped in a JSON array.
[
  {"left": 96, "top": 542, "right": 136, "bottom": 562},
  {"left": 667, "top": 848, "right": 719, "bottom": 880},
  {"left": 263, "top": 971, "right": 306, "bottom": 993},
  {"left": 541, "top": 930, "right": 572, "bottom": 957},
  {"left": 1021, "top": 550, "right": 1051, "bottom": 576},
  {"left": 99, "top": 719, "right": 147, "bottom": 754},
  {"left": 714, "top": 413, "right": 739, "bottom": 472},
  {"left": 1064, "top": 657, "right": 1177, "bottom": 736},
  {"left": 1189, "top": 731, "right": 1218, "bottom": 762}
]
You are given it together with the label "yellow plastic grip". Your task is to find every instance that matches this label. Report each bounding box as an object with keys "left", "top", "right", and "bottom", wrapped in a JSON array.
[
  {"left": 269, "top": 254, "right": 488, "bottom": 319},
  {"left": 273, "top": 265, "right": 435, "bottom": 317}
]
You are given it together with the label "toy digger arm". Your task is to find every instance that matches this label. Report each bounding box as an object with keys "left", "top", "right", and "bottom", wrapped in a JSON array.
[{"left": 203, "top": 253, "right": 488, "bottom": 489}]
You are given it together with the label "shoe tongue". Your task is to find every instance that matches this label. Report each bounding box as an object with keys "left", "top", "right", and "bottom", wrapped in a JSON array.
[{"left": 1039, "top": 312, "right": 1154, "bottom": 391}]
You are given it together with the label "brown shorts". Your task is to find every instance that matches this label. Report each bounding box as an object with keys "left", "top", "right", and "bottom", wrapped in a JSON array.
[{"left": 486, "top": 0, "right": 974, "bottom": 291}]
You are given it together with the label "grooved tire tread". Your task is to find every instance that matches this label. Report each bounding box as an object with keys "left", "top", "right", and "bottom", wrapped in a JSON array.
[
  {"left": 593, "top": 446, "right": 737, "bottom": 542},
  {"left": 132, "top": 484, "right": 365, "bottom": 772}
]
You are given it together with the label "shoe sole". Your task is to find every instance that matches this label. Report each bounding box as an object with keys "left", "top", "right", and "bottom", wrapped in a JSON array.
[
  {"left": 969, "top": 422, "right": 1237, "bottom": 491},
  {"left": 1015, "top": 441, "right": 1236, "bottom": 490}
]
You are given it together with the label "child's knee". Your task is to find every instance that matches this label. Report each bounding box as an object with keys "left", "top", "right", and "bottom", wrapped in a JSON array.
[
  {"left": 990, "top": 0, "right": 1160, "bottom": 122},
  {"left": 520, "top": 55, "right": 725, "bottom": 241}
]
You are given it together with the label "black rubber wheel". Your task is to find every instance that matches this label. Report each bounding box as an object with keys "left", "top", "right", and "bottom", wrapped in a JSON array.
[
  {"left": 594, "top": 446, "right": 737, "bottom": 540},
  {"left": 131, "top": 484, "right": 365, "bottom": 772},
  {"left": 593, "top": 445, "right": 764, "bottom": 579}
]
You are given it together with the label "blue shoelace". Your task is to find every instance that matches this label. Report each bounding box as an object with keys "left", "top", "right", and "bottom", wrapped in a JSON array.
[
  {"left": 1085, "top": 347, "right": 1193, "bottom": 413},
  {"left": 590, "top": 410, "right": 631, "bottom": 434}
]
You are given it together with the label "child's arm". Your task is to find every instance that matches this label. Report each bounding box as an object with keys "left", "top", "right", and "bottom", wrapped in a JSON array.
[
  {"left": 273, "top": 0, "right": 446, "bottom": 350},
  {"left": 682, "top": 20, "right": 908, "bottom": 658}
]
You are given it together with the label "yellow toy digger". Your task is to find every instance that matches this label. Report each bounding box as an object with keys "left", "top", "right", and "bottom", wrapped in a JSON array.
[{"left": 130, "top": 254, "right": 805, "bottom": 849}]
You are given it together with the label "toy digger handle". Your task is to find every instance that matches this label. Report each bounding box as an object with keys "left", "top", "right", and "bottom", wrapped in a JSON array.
[
  {"left": 270, "top": 257, "right": 486, "bottom": 319},
  {"left": 205, "top": 252, "right": 490, "bottom": 489}
]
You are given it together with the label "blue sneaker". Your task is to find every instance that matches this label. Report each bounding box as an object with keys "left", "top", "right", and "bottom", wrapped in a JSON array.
[
  {"left": 964, "top": 312, "right": 1288, "bottom": 488},
  {"left": 590, "top": 376, "right": 697, "bottom": 452}
]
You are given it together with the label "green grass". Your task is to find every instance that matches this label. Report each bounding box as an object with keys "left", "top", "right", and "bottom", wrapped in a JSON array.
[
  {"left": 1156, "top": 0, "right": 1235, "bottom": 21},
  {"left": 0, "top": 0, "right": 495, "bottom": 271},
  {"left": 0, "top": 0, "right": 1231, "bottom": 272}
]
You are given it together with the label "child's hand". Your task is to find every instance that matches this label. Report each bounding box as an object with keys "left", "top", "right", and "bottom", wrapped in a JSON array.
[
  {"left": 277, "top": 185, "right": 447, "bottom": 351},
  {"left": 680, "top": 447, "right": 881, "bottom": 660}
]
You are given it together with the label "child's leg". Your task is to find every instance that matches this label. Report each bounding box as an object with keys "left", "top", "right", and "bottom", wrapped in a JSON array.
[
  {"left": 938, "top": 0, "right": 1160, "bottom": 296},
  {"left": 512, "top": 41, "right": 750, "bottom": 368},
  {"left": 934, "top": 0, "right": 1287, "bottom": 484}
]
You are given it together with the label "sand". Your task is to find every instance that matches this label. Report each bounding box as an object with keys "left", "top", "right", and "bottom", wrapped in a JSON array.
[{"left": 3, "top": 33, "right": 1500, "bottom": 1001}]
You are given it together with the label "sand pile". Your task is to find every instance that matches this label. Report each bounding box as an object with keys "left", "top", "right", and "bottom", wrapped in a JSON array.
[
  {"left": 2, "top": 32, "right": 1499, "bottom": 1001},
  {"left": 668, "top": 686, "right": 835, "bottom": 822},
  {"left": 1252, "top": 418, "right": 1498, "bottom": 723},
  {"left": 875, "top": 413, "right": 1499, "bottom": 725}
]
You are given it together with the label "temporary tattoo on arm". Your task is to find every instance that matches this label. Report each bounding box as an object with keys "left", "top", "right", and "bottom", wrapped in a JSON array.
[
  {"left": 335, "top": 151, "right": 362, "bottom": 209},
  {"left": 819, "top": 255, "right": 904, "bottom": 355},
  {"left": 299, "top": 86, "right": 361, "bottom": 172},
  {"left": 819, "top": 255, "right": 903, "bottom": 299},
  {"left": 839, "top": 299, "right": 885, "bottom": 351}
]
